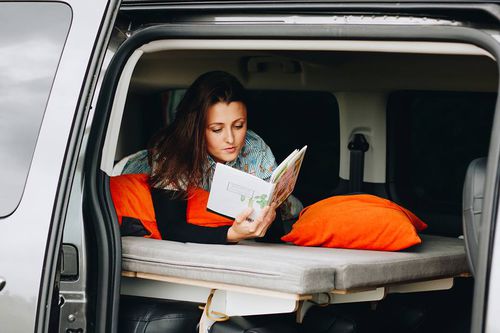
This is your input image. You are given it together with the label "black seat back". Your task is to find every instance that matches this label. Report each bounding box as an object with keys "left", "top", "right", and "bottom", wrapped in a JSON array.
[{"left": 247, "top": 90, "right": 340, "bottom": 207}]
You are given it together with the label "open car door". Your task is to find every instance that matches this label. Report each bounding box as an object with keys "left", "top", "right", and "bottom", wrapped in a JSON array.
[{"left": 0, "top": 0, "right": 119, "bottom": 332}]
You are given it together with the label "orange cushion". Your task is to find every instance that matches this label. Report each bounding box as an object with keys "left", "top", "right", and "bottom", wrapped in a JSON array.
[
  {"left": 109, "top": 174, "right": 161, "bottom": 240},
  {"left": 186, "top": 188, "right": 233, "bottom": 227},
  {"left": 281, "top": 194, "right": 427, "bottom": 251}
]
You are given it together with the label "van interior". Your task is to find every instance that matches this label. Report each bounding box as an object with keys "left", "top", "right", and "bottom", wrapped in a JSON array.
[{"left": 99, "top": 39, "right": 497, "bottom": 332}]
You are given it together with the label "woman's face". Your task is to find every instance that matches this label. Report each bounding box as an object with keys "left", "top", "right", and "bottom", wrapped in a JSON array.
[{"left": 205, "top": 101, "right": 247, "bottom": 163}]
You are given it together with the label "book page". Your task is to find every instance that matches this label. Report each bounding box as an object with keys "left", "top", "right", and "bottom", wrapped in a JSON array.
[
  {"left": 270, "top": 145, "right": 307, "bottom": 206},
  {"left": 207, "top": 163, "right": 275, "bottom": 220},
  {"left": 271, "top": 149, "right": 298, "bottom": 183}
]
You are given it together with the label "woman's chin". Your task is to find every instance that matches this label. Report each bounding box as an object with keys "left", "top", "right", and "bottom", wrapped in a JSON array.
[
  {"left": 215, "top": 153, "right": 238, "bottom": 163},
  {"left": 222, "top": 156, "right": 238, "bottom": 163}
]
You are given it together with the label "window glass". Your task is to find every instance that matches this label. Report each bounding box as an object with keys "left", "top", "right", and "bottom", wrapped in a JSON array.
[
  {"left": 387, "top": 91, "right": 496, "bottom": 236},
  {"left": 0, "top": 3, "right": 71, "bottom": 216}
]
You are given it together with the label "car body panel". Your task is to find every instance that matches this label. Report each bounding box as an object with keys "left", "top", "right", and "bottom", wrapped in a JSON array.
[{"left": 0, "top": 0, "right": 118, "bottom": 332}]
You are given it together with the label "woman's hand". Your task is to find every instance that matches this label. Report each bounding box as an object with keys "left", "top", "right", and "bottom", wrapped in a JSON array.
[{"left": 227, "top": 203, "right": 277, "bottom": 243}]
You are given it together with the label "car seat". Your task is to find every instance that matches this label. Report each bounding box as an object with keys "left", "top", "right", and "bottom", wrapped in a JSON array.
[
  {"left": 462, "top": 157, "right": 486, "bottom": 276},
  {"left": 118, "top": 295, "right": 202, "bottom": 333}
]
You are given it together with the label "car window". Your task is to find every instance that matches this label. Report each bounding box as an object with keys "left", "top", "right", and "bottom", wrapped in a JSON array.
[
  {"left": 0, "top": 2, "right": 71, "bottom": 217},
  {"left": 387, "top": 90, "right": 496, "bottom": 236}
]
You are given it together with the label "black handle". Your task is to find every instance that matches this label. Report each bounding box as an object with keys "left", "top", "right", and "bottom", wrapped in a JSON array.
[{"left": 0, "top": 278, "right": 6, "bottom": 292}]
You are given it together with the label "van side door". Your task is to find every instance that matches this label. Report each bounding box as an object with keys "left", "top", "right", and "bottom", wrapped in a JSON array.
[{"left": 0, "top": 0, "right": 119, "bottom": 332}]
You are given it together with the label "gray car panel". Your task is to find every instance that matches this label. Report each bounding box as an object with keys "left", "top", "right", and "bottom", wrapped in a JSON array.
[{"left": 0, "top": 0, "right": 118, "bottom": 332}]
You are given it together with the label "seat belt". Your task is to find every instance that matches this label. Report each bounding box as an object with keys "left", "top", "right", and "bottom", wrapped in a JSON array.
[{"left": 348, "top": 134, "right": 369, "bottom": 193}]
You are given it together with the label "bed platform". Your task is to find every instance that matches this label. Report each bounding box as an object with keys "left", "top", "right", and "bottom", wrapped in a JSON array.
[{"left": 121, "top": 234, "right": 469, "bottom": 328}]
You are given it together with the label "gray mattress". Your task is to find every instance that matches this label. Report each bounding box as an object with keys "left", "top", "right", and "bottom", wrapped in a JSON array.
[{"left": 121, "top": 235, "right": 469, "bottom": 294}]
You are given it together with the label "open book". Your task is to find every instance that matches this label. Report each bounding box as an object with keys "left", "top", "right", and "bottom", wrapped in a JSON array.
[{"left": 207, "top": 146, "right": 307, "bottom": 220}]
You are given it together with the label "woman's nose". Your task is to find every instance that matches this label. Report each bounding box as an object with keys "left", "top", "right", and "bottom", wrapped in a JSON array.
[{"left": 225, "top": 129, "right": 234, "bottom": 143}]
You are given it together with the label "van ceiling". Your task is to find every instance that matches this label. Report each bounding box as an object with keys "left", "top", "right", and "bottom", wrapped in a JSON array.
[{"left": 129, "top": 49, "right": 498, "bottom": 93}]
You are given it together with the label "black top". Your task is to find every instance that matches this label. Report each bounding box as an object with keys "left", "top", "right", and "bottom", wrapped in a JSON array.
[{"left": 151, "top": 188, "right": 285, "bottom": 244}]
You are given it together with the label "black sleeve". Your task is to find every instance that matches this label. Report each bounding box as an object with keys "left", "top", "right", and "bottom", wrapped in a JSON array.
[
  {"left": 151, "top": 188, "right": 230, "bottom": 244},
  {"left": 256, "top": 209, "right": 285, "bottom": 243}
]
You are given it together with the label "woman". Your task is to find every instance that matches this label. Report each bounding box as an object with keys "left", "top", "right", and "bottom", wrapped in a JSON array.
[{"left": 123, "top": 71, "right": 301, "bottom": 244}]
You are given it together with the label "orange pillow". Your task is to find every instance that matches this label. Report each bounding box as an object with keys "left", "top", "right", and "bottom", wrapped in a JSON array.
[
  {"left": 281, "top": 194, "right": 427, "bottom": 251},
  {"left": 186, "top": 188, "right": 233, "bottom": 227},
  {"left": 109, "top": 174, "right": 161, "bottom": 240}
]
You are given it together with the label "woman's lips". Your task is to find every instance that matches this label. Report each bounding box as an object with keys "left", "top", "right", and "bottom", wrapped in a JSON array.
[{"left": 224, "top": 147, "right": 236, "bottom": 153}]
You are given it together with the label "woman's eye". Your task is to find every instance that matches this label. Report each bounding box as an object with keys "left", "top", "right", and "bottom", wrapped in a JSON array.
[
  {"left": 234, "top": 124, "right": 244, "bottom": 129},
  {"left": 212, "top": 128, "right": 222, "bottom": 133}
]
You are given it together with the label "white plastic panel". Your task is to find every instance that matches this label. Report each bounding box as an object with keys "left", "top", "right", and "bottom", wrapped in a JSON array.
[
  {"left": 121, "top": 277, "right": 297, "bottom": 316},
  {"left": 100, "top": 49, "right": 143, "bottom": 174},
  {"left": 140, "top": 39, "right": 492, "bottom": 57},
  {"left": 336, "top": 92, "right": 387, "bottom": 183}
]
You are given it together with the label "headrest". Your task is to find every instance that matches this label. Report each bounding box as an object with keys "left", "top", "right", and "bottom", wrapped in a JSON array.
[{"left": 462, "top": 157, "right": 486, "bottom": 276}]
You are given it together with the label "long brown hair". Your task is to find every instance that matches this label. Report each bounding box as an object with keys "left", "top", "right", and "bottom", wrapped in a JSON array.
[{"left": 149, "top": 71, "right": 247, "bottom": 192}]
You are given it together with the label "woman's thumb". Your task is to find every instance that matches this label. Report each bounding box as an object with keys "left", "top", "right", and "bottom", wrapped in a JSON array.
[{"left": 235, "top": 207, "right": 253, "bottom": 223}]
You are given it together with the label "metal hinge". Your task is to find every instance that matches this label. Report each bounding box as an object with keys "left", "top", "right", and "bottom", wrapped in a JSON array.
[{"left": 59, "top": 291, "right": 87, "bottom": 333}]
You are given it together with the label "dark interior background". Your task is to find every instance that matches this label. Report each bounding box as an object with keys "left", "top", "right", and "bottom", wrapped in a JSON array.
[
  {"left": 247, "top": 90, "right": 340, "bottom": 207},
  {"left": 387, "top": 91, "right": 496, "bottom": 237}
]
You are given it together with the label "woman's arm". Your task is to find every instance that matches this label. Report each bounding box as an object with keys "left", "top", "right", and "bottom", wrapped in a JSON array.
[
  {"left": 152, "top": 187, "right": 284, "bottom": 244},
  {"left": 151, "top": 188, "right": 231, "bottom": 244}
]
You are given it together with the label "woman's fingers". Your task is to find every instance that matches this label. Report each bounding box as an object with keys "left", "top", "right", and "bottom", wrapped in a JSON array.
[
  {"left": 252, "top": 207, "right": 268, "bottom": 237},
  {"left": 267, "top": 202, "right": 277, "bottom": 220},
  {"left": 234, "top": 207, "right": 253, "bottom": 224},
  {"left": 254, "top": 204, "right": 277, "bottom": 237},
  {"left": 262, "top": 203, "right": 277, "bottom": 224},
  {"left": 231, "top": 203, "right": 278, "bottom": 239}
]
